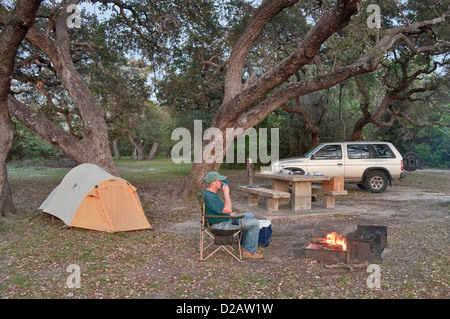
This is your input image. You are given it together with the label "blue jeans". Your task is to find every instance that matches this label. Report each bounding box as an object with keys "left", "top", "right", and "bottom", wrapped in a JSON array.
[{"left": 211, "top": 213, "right": 260, "bottom": 254}]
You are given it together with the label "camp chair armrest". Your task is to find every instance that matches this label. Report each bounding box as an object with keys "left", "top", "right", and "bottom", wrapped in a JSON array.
[
  {"left": 205, "top": 215, "right": 245, "bottom": 228},
  {"left": 205, "top": 215, "right": 244, "bottom": 220}
]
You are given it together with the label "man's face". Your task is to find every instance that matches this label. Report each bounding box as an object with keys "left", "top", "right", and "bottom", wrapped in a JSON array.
[{"left": 214, "top": 180, "right": 223, "bottom": 191}]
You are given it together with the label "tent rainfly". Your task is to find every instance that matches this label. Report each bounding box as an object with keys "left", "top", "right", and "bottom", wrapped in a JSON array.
[{"left": 39, "top": 163, "right": 151, "bottom": 232}]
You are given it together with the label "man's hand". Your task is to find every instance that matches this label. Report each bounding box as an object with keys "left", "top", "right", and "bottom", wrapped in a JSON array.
[
  {"left": 221, "top": 183, "right": 232, "bottom": 215},
  {"left": 222, "top": 184, "right": 230, "bottom": 195}
]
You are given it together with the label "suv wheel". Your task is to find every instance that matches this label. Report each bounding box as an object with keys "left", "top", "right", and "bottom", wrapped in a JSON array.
[{"left": 365, "top": 171, "right": 388, "bottom": 193}]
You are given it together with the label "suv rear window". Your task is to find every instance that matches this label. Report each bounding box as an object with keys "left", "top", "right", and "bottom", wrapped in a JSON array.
[
  {"left": 372, "top": 144, "right": 395, "bottom": 158},
  {"left": 348, "top": 144, "right": 371, "bottom": 159}
]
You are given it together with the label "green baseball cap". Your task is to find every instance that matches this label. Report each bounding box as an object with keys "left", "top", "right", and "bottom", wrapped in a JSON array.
[{"left": 205, "top": 171, "right": 227, "bottom": 184}]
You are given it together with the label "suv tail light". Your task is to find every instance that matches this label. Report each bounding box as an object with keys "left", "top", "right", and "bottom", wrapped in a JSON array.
[{"left": 401, "top": 160, "right": 404, "bottom": 171}]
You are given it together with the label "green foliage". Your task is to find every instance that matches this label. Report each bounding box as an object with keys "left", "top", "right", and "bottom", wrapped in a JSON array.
[
  {"left": 405, "top": 126, "right": 450, "bottom": 169},
  {"left": 8, "top": 119, "right": 63, "bottom": 161}
]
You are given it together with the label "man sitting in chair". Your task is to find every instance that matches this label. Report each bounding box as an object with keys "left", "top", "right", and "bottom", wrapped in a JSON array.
[{"left": 203, "top": 171, "right": 263, "bottom": 259}]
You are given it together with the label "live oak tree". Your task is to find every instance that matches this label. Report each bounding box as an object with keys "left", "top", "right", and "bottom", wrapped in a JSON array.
[
  {"left": 180, "top": 0, "right": 448, "bottom": 194},
  {"left": 7, "top": 0, "right": 219, "bottom": 169},
  {"left": 344, "top": 0, "right": 450, "bottom": 141},
  {"left": 0, "top": 0, "right": 215, "bottom": 215},
  {"left": 281, "top": 0, "right": 449, "bottom": 146},
  {"left": 157, "top": 0, "right": 448, "bottom": 173},
  {"left": 0, "top": 0, "right": 42, "bottom": 216},
  {"left": 348, "top": 55, "right": 450, "bottom": 141},
  {"left": 3, "top": 0, "right": 118, "bottom": 176}
]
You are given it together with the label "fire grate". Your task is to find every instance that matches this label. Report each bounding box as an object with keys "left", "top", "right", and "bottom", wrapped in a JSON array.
[
  {"left": 303, "top": 225, "right": 387, "bottom": 264},
  {"left": 347, "top": 225, "right": 387, "bottom": 264},
  {"left": 303, "top": 242, "right": 347, "bottom": 263},
  {"left": 355, "top": 225, "right": 387, "bottom": 249}
]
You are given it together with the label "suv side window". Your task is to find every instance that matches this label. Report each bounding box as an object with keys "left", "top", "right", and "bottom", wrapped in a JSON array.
[
  {"left": 373, "top": 144, "right": 395, "bottom": 158},
  {"left": 313, "top": 145, "right": 342, "bottom": 160},
  {"left": 348, "top": 144, "right": 371, "bottom": 159}
]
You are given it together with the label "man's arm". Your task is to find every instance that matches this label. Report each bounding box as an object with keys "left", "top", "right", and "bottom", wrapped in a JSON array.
[{"left": 222, "top": 184, "right": 234, "bottom": 215}]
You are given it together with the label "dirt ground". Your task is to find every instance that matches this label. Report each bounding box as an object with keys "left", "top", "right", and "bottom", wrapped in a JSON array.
[
  {"left": 1, "top": 169, "right": 449, "bottom": 299},
  {"left": 136, "top": 169, "right": 449, "bottom": 299}
]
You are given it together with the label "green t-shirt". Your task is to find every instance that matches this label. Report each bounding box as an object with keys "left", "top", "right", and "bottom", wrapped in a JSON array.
[{"left": 203, "top": 190, "right": 226, "bottom": 224}]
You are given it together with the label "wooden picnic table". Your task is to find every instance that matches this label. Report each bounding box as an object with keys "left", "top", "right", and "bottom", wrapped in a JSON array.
[{"left": 255, "top": 172, "right": 331, "bottom": 210}]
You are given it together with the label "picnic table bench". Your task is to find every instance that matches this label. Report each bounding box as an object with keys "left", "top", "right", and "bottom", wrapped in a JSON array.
[
  {"left": 238, "top": 186, "right": 290, "bottom": 212},
  {"left": 312, "top": 185, "right": 348, "bottom": 208}
]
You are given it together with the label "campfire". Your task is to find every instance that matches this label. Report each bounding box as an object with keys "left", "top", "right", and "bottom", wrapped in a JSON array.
[
  {"left": 303, "top": 226, "right": 388, "bottom": 264},
  {"left": 324, "top": 232, "right": 347, "bottom": 251},
  {"left": 310, "top": 231, "right": 347, "bottom": 251}
]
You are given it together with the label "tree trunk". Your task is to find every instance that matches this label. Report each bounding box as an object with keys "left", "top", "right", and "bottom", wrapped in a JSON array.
[
  {"left": 148, "top": 140, "right": 159, "bottom": 160},
  {"left": 0, "top": 113, "right": 19, "bottom": 216},
  {"left": 6, "top": 1, "right": 118, "bottom": 176},
  {"left": 181, "top": 161, "right": 221, "bottom": 197},
  {"left": 311, "top": 133, "right": 320, "bottom": 148},
  {"left": 129, "top": 136, "right": 144, "bottom": 161},
  {"left": 0, "top": 0, "right": 43, "bottom": 216},
  {"left": 113, "top": 139, "right": 121, "bottom": 160},
  {"left": 0, "top": 177, "right": 20, "bottom": 216},
  {"left": 347, "top": 116, "right": 369, "bottom": 141}
]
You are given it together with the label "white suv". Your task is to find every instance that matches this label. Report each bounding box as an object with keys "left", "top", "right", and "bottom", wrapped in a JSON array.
[{"left": 271, "top": 141, "right": 406, "bottom": 193}]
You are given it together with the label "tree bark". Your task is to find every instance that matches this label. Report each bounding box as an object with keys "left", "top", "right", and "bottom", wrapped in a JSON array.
[{"left": 0, "top": 0, "right": 43, "bottom": 216}]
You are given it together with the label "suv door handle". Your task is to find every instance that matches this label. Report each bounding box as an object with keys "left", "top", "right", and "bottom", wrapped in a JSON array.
[{"left": 337, "top": 163, "right": 343, "bottom": 166}]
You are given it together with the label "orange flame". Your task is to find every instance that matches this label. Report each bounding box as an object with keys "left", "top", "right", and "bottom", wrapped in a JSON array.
[{"left": 325, "top": 232, "right": 347, "bottom": 251}]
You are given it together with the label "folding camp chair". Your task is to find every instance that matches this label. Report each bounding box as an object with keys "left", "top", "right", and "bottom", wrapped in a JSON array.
[{"left": 198, "top": 193, "right": 244, "bottom": 262}]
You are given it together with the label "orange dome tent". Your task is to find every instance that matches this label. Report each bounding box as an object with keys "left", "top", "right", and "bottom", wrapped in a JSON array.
[{"left": 39, "top": 163, "right": 151, "bottom": 232}]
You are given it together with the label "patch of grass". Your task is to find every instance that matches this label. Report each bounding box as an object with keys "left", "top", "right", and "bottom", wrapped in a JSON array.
[
  {"left": 400, "top": 170, "right": 450, "bottom": 190},
  {"left": 435, "top": 201, "right": 450, "bottom": 208},
  {"left": 7, "top": 165, "right": 70, "bottom": 181},
  {"left": 114, "top": 157, "right": 192, "bottom": 182},
  {"left": 7, "top": 157, "right": 193, "bottom": 184}
]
